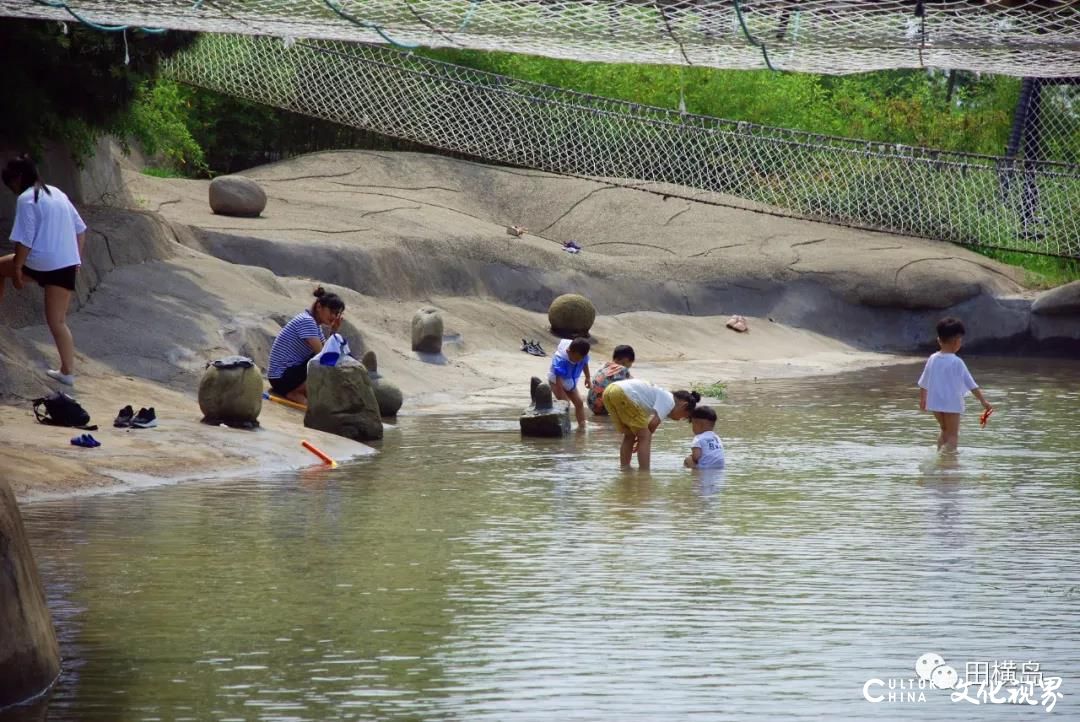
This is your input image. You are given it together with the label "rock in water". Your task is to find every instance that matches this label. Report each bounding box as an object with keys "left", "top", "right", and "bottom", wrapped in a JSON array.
[
  {"left": 198, "top": 357, "right": 263, "bottom": 426},
  {"left": 360, "top": 351, "right": 404, "bottom": 417},
  {"left": 411, "top": 307, "right": 444, "bottom": 353},
  {"left": 548, "top": 293, "right": 596, "bottom": 338},
  {"left": 209, "top": 175, "right": 267, "bottom": 218},
  {"left": 304, "top": 358, "right": 384, "bottom": 441},
  {"left": 0, "top": 481, "right": 61, "bottom": 708},
  {"left": 520, "top": 376, "right": 571, "bottom": 437},
  {"left": 1032, "top": 281, "right": 1080, "bottom": 316}
]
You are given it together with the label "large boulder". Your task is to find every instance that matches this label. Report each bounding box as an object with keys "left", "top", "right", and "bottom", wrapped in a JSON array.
[
  {"left": 1032, "top": 281, "right": 1080, "bottom": 316},
  {"left": 0, "top": 481, "right": 61, "bottom": 708},
  {"left": 411, "top": 307, "right": 444, "bottom": 354},
  {"left": 361, "top": 351, "right": 403, "bottom": 417},
  {"left": 198, "top": 357, "right": 263, "bottom": 426},
  {"left": 304, "top": 358, "right": 384, "bottom": 441},
  {"left": 209, "top": 175, "right": 267, "bottom": 218},
  {"left": 548, "top": 293, "right": 596, "bottom": 338},
  {"left": 520, "top": 377, "right": 571, "bottom": 437}
]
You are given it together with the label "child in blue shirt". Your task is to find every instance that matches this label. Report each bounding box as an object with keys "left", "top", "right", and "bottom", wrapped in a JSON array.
[{"left": 548, "top": 337, "right": 591, "bottom": 430}]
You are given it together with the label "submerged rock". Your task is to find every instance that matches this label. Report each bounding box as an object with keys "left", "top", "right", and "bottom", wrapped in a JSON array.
[
  {"left": 1032, "top": 281, "right": 1080, "bottom": 316},
  {"left": 520, "top": 376, "right": 571, "bottom": 437},
  {"left": 209, "top": 175, "right": 266, "bottom": 218},
  {"left": 362, "top": 351, "right": 404, "bottom": 417},
  {"left": 198, "top": 357, "right": 263, "bottom": 427},
  {"left": 548, "top": 293, "right": 596, "bottom": 338},
  {"left": 305, "top": 358, "right": 384, "bottom": 441},
  {"left": 0, "top": 481, "right": 61, "bottom": 708},
  {"left": 411, "top": 307, "right": 444, "bottom": 354}
]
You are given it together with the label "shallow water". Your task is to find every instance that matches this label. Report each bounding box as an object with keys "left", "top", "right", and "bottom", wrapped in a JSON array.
[{"left": 8, "top": 359, "right": 1080, "bottom": 721}]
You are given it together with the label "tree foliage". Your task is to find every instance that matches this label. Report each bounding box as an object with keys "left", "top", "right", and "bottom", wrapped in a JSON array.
[{"left": 0, "top": 18, "right": 195, "bottom": 160}]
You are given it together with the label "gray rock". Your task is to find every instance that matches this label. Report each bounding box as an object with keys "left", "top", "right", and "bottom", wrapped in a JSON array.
[
  {"left": 1032, "top": 281, "right": 1080, "bottom": 316},
  {"left": 361, "top": 351, "right": 404, "bottom": 417},
  {"left": 198, "top": 359, "right": 264, "bottom": 426},
  {"left": 0, "top": 481, "right": 61, "bottom": 708},
  {"left": 209, "top": 175, "right": 267, "bottom": 218},
  {"left": 520, "top": 376, "right": 571, "bottom": 437},
  {"left": 411, "top": 307, "right": 444, "bottom": 353},
  {"left": 548, "top": 293, "right": 596, "bottom": 338},
  {"left": 304, "top": 358, "right": 384, "bottom": 441}
]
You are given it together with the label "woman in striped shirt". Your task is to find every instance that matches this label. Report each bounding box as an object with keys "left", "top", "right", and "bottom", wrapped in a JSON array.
[{"left": 268, "top": 286, "right": 345, "bottom": 404}]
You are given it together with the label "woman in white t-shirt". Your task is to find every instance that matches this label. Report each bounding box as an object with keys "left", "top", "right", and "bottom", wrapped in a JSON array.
[
  {"left": 1, "top": 155, "right": 86, "bottom": 386},
  {"left": 602, "top": 378, "right": 700, "bottom": 469}
]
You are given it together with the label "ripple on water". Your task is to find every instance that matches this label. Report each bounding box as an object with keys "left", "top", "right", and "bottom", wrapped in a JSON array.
[{"left": 12, "top": 359, "right": 1080, "bottom": 721}]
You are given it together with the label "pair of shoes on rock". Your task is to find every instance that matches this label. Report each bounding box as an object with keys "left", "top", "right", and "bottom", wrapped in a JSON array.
[
  {"left": 114, "top": 405, "right": 158, "bottom": 428},
  {"left": 726, "top": 315, "right": 749, "bottom": 333},
  {"left": 47, "top": 369, "right": 75, "bottom": 386},
  {"left": 71, "top": 433, "right": 100, "bottom": 448},
  {"left": 521, "top": 338, "right": 547, "bottom": 357}
]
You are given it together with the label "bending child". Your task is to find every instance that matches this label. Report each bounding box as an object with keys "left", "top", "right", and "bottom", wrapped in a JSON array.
[
  {"left": 603, "top": 378, "right": 699, "bottom": 469},
  {"left": 588, "top": 344, "right": 635, "bottom": 415},
  {"left": 549, "top": 337, "right": 591, "bottom": 430},
  {"left": 918, "top": 317, "right": 992, "bottom": 453},
  {"left": 684, "top": 405, "right": 725, "bottom": 469}
]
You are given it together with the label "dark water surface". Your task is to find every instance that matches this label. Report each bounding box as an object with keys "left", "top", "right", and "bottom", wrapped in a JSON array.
[{"left": 8, "top": 359, "right": 1080, "bottom": 721}]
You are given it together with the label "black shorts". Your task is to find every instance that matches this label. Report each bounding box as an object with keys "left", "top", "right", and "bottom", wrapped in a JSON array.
[
  {"left": 23, "top": 265, "right": 78, "bottom": 291},
  {"left": 269, "top": 361, "right": 310, "bottom": 396}
]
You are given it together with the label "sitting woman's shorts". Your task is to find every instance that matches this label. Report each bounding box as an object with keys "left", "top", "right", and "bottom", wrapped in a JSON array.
[
  {"left": 269, "top": 361, "right": 310, "bottom": 396},
  {"left": 23, "top": 265, "right": 78, "bottom": 291},
  {"left": 602, "top": 383, "right": 651, "bottom": 434}
]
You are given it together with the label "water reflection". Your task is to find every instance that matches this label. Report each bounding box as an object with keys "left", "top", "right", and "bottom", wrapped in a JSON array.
[{"left": 8, "top": 358, "right": 1080, "bottom": 721}]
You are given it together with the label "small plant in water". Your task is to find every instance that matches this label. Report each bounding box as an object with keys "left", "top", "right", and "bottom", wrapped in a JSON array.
[{"left": 692, "top": 381, "right": 727, "bottom": 399}]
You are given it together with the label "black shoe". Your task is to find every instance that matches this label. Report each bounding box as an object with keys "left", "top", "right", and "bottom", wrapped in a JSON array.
[
  {"left": 114, "top": 405, "right": 134, "bottom": 428},
  {"left": 131, "top": 407, "right": 158, "bottom": 429}
]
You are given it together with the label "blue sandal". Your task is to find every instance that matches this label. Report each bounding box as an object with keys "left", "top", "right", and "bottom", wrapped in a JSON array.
[{"left": 70, "top": 434, "right": 100, "bottom": 448}]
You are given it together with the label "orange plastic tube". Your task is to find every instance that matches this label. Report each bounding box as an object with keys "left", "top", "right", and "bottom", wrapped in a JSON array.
[
  {"left": 264, "top": 392, "right": 307, "bottom": 411},
  {"left": 301, "top": 440, "right": 337, "bottom": 468}
]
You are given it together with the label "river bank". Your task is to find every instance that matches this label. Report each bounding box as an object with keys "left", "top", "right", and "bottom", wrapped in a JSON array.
[{"left": 2, "top": 147, "right": 1076, "bottom": 501}]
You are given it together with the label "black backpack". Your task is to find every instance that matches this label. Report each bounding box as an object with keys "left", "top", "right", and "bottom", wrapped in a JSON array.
[{"left": 33, "top": 392, "right": 97, "bottom": 430}]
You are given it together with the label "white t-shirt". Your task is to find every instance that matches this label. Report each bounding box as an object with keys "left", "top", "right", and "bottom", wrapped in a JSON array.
[
  {"left": 619, "top": 379, "right": 675, "bottom": 420},
  {"left": 918, "top": 352, "right": 978, "bottom": 414},
  {"left": 691, "top": 430, "right": 725, "bottom": 469},
  {"left": 9, "top": 185, "right": 86, "bottom": 272}
]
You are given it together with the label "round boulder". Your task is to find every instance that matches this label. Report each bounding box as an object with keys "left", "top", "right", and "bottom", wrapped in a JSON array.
[
  {"left": 305, "top": 359, "right": 384, "bottom": 441},
  {"left": 411, "top": 307, "right": 444, "bottom": 354},
  {"left": 0, "top": 480, "right": 61, "bottom": 708},
  {"left": 209, "top": 175, "right": 267, "bottom": 218},
  {"left": 548, "top": 293, "right": 596, "bottom": 338},
  {"left": 1032, "top": 280, "right": 1080, "bottom": 316},
  {"left": 198, "top": 357, "right": 264, "bottom": 426},
  {"left": 361, "top": 351, "right": 403, "bottom": 417}
]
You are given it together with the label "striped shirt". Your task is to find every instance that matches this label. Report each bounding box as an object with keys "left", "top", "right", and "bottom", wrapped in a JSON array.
[{"left": 268, "top": 310, "right": 324, "bottom": 379}]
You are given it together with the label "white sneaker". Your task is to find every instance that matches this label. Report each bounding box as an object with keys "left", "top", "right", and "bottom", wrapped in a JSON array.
[{"left": 47, "top": 369, "right": 75, "bottom": 386}]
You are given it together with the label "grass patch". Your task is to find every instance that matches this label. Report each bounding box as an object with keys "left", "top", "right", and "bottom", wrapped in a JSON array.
[
  {"left": 974, "top": 248, "right": 1080, "bottom": 289},
  {"left": 141, "top": 166, "right": 186, "bottom": 179},
  {"left": 692, "top": 381, "right": 727, "bottom": 400}
]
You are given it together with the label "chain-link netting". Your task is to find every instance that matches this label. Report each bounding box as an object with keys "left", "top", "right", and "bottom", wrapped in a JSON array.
[
  {"left": 3, "top": 0, "right": 1080, "bottom": 77},
  {"left": 162, "top": 34, "right": 1079, "bottom": 257}
]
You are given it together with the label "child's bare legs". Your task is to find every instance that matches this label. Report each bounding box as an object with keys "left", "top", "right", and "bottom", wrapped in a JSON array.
[
  {"left": 620, "top": 432, "right": 636, "bottom": 467},
  {"left": 634, "top": 427, "right": 653, "bottom": 469},
  {"left": 933, "top": 411, "right": 961, "bottom": 452},
  {"left": 553, "top": 382, "right": 586, "bottom": 429},
  {"left": 44, "top": 284, "right": 75, "bottom": 376}
]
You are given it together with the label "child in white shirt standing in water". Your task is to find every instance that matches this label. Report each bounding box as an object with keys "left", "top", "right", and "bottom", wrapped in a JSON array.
[
  {"left": 918, "top": 317, "right": 993, "bottom": 453},
  {"left": 684, "top": 405, "right": 725, "bottom": 469}
]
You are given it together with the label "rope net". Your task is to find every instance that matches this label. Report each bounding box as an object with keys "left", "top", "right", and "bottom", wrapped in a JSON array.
[
  {"left": 163, "top": 34, "right": 1080, "bottom": 257},
  {"left": 2, "top": 0, "right": 1080, "bottom": 77}
]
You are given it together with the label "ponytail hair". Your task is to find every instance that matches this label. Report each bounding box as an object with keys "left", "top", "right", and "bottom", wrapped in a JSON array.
[
  {"left": 1, "top": 154, "right": 50, "bottom": 202},
  {"left": 672, "top": 390, "right": 701, "bottom": 418},
  {"left": 311, "top": 285, "right": 345, "bottom": 314}
]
